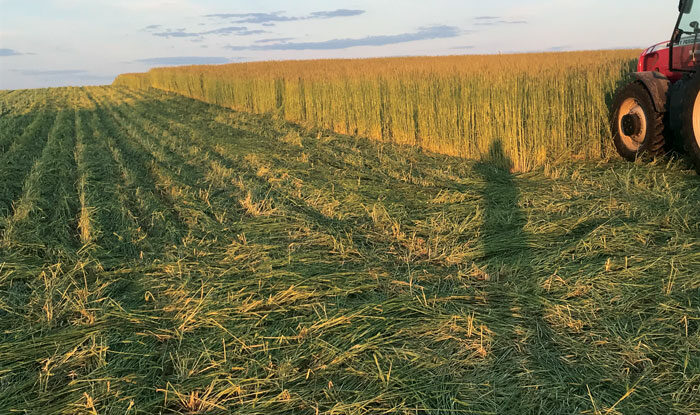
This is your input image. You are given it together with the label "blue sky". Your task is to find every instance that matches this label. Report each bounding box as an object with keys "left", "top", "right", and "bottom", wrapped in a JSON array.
[{"left": 0, "top": 0, "right": 675, "bottom": 89}]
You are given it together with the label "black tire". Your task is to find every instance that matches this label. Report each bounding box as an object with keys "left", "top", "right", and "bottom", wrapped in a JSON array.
[
  {"left": 610, "top": 81, "right": 667, "bottom": 161},
  {"left": 675, "top": 75, "right": 700, "bottom": 174},
  {"left": 668, "top": 78, "right": 688, "bottom": 153}
]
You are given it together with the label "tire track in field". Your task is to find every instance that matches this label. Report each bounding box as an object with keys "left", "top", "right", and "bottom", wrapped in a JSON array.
[
  {"left": 116, "top": 90, "right": 399, "bottom": 285},
  {"left": 2, "top": 108, "right": 80, "bottom": 258},
  {"left": 123, "top": 92, "right": 409, "bottom": 267},
  {"left": 0, "top": 111, "right": 42, "bottom": 156},
  {"left": 127, "top": 93, "right": 457, "bottom": 267},
  {"left": 145, "top": 91, "right": 465, "bottom": 219},
  {"left": 128, "top": 93, "right": 363, "bottom": 213},
  {"left": 122, "top": 91, "right": 310, "bottom": 215},
  {"left": 128, "top": 91, "right": 508, "bottom": 275},
  {"left": 73, "top": 105, "right": 145, "bottom": 260},
  {"left": 112, "top": 92, "right": 508, "bottom": 274},
  {"left": 84, "top": 87, "right": 191, "bottom": 249},
  {"left": 97, "top": 91, "right": 219, "bottom": 231},
  {"left": 146, "top": 92, "right": 542, "bottom": 271},
  {"left": 101, "top": 89, "right": 245, "bottom": 236},
  {"left": 0, "top": 110, "right": 57, "bottom": 221}
]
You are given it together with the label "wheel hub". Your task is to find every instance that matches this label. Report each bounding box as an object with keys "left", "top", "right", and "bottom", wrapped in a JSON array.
[
  {"left": 617, "top": 97, "right": 647, "bottom": 149},
  {"left": 621, "top": 113, "right": 643, "bottom": 137}
]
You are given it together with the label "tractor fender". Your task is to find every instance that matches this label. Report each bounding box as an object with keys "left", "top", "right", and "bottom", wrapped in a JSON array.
[{"left": 631, "top": 71, "right": 670, "bottom": 113}]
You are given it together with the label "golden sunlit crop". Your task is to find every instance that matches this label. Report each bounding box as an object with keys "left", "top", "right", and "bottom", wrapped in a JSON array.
[{"left": 114, "top": 50, "right": 639, "bottom": 171}]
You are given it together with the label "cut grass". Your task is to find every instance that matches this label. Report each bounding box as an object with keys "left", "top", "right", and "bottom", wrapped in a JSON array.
[{"left": 0, "top": 86, "right": 698, "bottom": 414}]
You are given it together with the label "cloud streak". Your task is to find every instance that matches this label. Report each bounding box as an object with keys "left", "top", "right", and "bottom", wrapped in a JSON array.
[
  {"left": 12, "top": 69, "right": 87, "bottom": 76},
  {"left": 308, "top": 10, "right": 366, "bottom": 19},
  {"left": 475, "top": 20, "right": 527, "bottom": 26},
  {"left": 547, "top": 45, "right": 571, "bottom": 52},
  {"left": 153, "top": 26, "right": 265, "bottom": 38},
  {"left": 205, "top": 9, "right": 365, "bottom": 24},
  {"left": 0, "top": 48, "right": 24, "bottom": 56},
  {"left": 255, "top": 37, "right": 294, "bottom": 44},
  {"left": 450, "top": 45, "right": 475, "bottom": 50},
  {"left": 134, "top": 56, "right": 232, "bottom": 66},
  {"left": 227, "top": 25, "right": 462, "bottom": 51},
  {"left": 9, "top": 69, "right": 115, "bottom": 86},
  {"left": 473, "top": 16, "right": 527, "bottom": 26}
]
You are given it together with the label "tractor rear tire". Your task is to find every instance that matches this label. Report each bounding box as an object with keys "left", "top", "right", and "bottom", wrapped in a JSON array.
[
  {"left": 676, "top": 75, "right": 700, "bottom": 174},
  {"left": 610, "top": 81, "right": 667, "bottom": 161}
]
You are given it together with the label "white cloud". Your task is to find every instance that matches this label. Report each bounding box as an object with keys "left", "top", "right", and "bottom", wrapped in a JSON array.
[{"left": 48, "top": 0, "right": 197, "bottom": 12}]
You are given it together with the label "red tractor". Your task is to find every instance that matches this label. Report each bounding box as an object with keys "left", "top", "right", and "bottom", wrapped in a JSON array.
[{"left": 611, "top": 0, "right": 700, "bottom": 173}]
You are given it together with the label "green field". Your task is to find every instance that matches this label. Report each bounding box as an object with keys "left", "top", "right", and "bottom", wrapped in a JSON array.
[{"left": 0, "top": 86, "right": 699, "bottom": 414}]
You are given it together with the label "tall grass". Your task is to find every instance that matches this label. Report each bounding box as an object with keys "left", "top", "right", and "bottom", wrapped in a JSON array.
[{"left": 114, "top": 50, "right": 639, "bottom": 171}]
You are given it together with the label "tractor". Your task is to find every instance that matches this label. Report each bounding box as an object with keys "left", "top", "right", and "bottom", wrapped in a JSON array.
[{"left": 611, "top": 0, "right": 700, "bottom": 173}]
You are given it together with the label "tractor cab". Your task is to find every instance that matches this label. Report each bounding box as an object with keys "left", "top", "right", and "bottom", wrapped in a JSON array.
[
  {"left": 638, "top": 0, "right": 700, "bottom": 81},
  {"left": 670, "top": 0, "right": 700, "bottom": 73}
]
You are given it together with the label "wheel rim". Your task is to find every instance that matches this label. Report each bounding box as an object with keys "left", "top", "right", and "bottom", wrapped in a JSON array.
[
  {"left": 617, "top": 97, "right": 647, "bottom": 151},
  {"left": 692, "top": 90, "right": 700, "bottom": 149}
]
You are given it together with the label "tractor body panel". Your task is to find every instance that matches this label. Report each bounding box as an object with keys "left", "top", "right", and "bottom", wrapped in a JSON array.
[
  {"left": 640, "top": 39, "right": 700, "bottom": 81},
  {"left": 638, "top": 43, "right": 683, "bottom": 82}
]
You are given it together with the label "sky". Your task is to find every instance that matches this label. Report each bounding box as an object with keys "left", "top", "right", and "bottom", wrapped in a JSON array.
[{"left": 0, "top": 0, "right": 676, "bottom": 90}]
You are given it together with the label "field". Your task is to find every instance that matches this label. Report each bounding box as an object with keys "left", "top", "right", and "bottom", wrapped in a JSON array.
[
  {"left": 0, "top": 85, "right": 699, "bottom": 414},
  {"left": 114, "top": 50, "right": 638, "bottom": 172}
]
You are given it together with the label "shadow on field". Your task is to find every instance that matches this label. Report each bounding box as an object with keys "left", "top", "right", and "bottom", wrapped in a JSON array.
[{"left": 475, "top": 141, "right": 575, "bottom": 411}]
